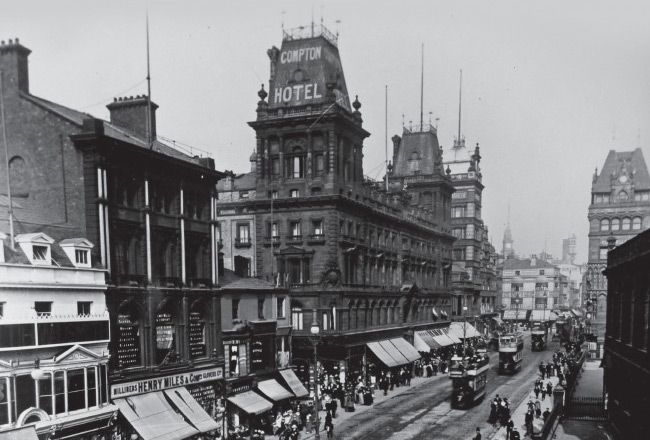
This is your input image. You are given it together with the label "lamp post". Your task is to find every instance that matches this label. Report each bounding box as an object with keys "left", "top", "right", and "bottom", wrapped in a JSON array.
[
  {"left": 462, "top": 303, "right": 468, "bottom": 360},
  {"left": 514, "top": 293, "right": 521, "bottom": 333},
  {"left": 310, "top": 310, "right": 321, "bottom": 440}
]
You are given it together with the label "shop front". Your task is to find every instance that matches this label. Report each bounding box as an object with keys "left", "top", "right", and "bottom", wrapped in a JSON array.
[{"left": 110, "top": 367, "right": 224, "bottom": 440}]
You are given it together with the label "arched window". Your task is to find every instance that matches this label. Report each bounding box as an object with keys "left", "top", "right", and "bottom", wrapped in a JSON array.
[
  {"left": 611, "top": 218, "right": 620, "bottom": 231},
  {"left": 155, "top": 299, "right": 179, "bottom": 365},
  {"left": 9, "top": 156, "right": 29, "bottom": 197},
  {"left": 632, "top": 217, "right": 642, "bottom": 230},
  {"left": 622, "top": 217, "right": 631, "bottom": 231},
  {"left": 617, "top": 191, "right": 629, "bottom": 202},
  {"left": 287, "top": 147, "right": 304, "bottom": 179},
  {"left": 600, "top": 218, "right": 610, "bottom": 231}
]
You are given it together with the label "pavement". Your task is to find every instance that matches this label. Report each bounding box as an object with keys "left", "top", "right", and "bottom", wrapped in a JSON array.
[
  {"left": 299, "top": 369, "right": 451, "bottom": 440},
  {"left": 488, "top": 363, "right": 559, "bottom": 440}
]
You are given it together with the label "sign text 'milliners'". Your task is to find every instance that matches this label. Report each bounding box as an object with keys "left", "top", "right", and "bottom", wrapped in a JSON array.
[{"left": 110, "top": 367, "right": 223, "bottom": 398}]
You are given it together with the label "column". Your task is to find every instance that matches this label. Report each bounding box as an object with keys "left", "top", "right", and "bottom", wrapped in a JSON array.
[
  {"left": 180, "top": 187, "right": 186, "bottom": 285},
  {"left": 144, "top": 178, "right": 152, "bottom": 283}
]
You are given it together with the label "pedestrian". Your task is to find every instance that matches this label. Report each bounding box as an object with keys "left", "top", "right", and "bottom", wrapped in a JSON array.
[
  {"left": 534, "top": 385, "right": 540, "bottom": 399},
  {"left": 525, "top": 409, "right": 534, "bottom": 436},
  {"left": 325, "top": 421, "right": 334, "bottom": 440},
  {"left": 511, "top": 427, "right": 521, "bottom": 440},
  {"left": 506, "top": 418, "right": 514, "bottom": 440},
  {"left": 539, "top": 361, "right": 546, "bottom": 379},
  {"left": 473, "top": 427, "right": 482, "bottom": 440},
  {"left": 541, "top": 387, "right": 546, "bottom": 401},
  {"left": 331, "top": 396, "right": 338, "bottom": 418},
  {"left": 543, "top": 408, "right": 550, "bottom": 422}
]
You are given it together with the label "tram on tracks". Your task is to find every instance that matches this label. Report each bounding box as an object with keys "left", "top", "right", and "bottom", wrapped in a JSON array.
[
  {"left": 498, "top": 332, "right": 524, "bottom": 375},
  {"left": 531, "top": 325, "right": 548, "bottom": 351},
  {"left": 450, "top": 354, "right": 490, "bottom": 409}
]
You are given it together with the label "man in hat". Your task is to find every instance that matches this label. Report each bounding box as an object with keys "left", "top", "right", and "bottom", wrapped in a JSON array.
[
  {"left": 472, "top": 427, "right": 482, "bottom": 440},
  {"left": 511, "top": 427, "right": 521, "bottom": 440}
]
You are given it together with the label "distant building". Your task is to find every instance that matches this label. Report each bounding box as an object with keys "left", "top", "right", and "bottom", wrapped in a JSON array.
[
  {"left": 562, "top": 234, "right": 577, "bottom": 264},
  {"left": 502, "top": 222, "right": 515, "bottom": 259},
  {"left": 501, "top": 256, "right": 566, "bottom": 325},
  {"left": 0, "top": 232, "right": 115, "bottom": 439},
  {"left": 603, "top": 227, "right": 650, "bottom": 440},
  {"left": 586, "top": 149, "right": 650, "bottom": 356},
  {"left": 444, "top": 139, "right": 499, "bottom": 333}
]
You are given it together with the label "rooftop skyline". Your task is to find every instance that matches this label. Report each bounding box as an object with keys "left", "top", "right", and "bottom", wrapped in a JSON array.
[{"left": 2, "top": 0, "right": 649, "bottom": 264}]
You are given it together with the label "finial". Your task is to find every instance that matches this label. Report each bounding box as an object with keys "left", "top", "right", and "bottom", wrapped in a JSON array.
[
  {"left": 446, "top": 165, "right": 451, "bottom": 175},
  {"left": 258, "top": 84, "right": 267, "bottom": 101},
  {"left": 352, "top": 95, "right": 361, "bottom": 111}
]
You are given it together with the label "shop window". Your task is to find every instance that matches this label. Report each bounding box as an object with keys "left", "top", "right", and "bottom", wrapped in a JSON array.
[
  {"left": 15, "top": 374, "right": 35, "bottom": 417},
  {"left": 54, "top": 371, "right": 65, "bottom": 414},
  {"left": 117, "top": 313, "right": 141, "bottom": 368},
  {"left": 67, "top": 369, "right": 85, "bottom": 412},
  {"left": 189, "top": 311, "right": 206, "bottom": 359},
  {"left": 155, "top": 312, "right": 176, "bottom": 365},
  {"left": 228, "top": 343, "right": 248, "bottom": 377}
]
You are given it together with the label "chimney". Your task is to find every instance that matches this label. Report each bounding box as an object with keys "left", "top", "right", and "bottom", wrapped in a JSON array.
[
  {"left": 106, "top": 95, "right": 158, "bottom": 141},
  {"left": 0, "top": 38, "right": 31, "bottom": 94},
  {"left": 530, "top": 254, "right": 537, "bottom": 266}
]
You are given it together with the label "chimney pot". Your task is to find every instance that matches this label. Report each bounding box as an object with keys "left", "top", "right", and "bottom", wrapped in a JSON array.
[
  {"left": 15, "top": 38, "right": 19, "bottom": 43},
  {"left": 8, "top": 39, "right": 12, "bottom": 44}
]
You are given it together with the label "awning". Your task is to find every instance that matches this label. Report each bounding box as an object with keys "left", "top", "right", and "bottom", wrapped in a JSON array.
[
  {"left": 115, "top": 392, "right": 199, "bottom": 440},
  {"left": 227, "top": 390, "right": 273, "bottom": 415},
  {"left": 164, "top": 387, "right": 219, "bottom": 433},
  {"left": 431, "top": 308, "right": 439, "bottom": 318},
  {"left": 492, "top": 316, "right": 505, "bottom": 326},
  {"left": 378, "top": 339, "right": 410, "bottom": 365},
  {"left": 443, "top": 327, "right": 462, "bottom": 344},
  {"left": 571, "top": 309, "right": 583, "bottom": 317},
  {"left": 279, "top": 369, "right": 309, "bottom": 398},
  {"left": 502, "top": 309, "right": 528, "bottom": 320},
  {"left": 449, "top": 322, "right": 480, "bottom": 338},
  {"left": 430, "top": 329, "right": 454, "bottom": 347},
  {"left": 0, "top": 427, "right": 39, "bottom": 440},
  {"left": 530, "top": 309, "right": 556, "bottom": 322},
  {"left": 414, "top": 330, "right": 441, "bottom": 351},
  {"left": 389, "top": 338, "right": 421, "bottom": 362},
  {"left": 256, "top": 379, "right": 294, "bottom": 402},
  {"left": 366, "top": 341, "right": 400, "bottom": 368}
]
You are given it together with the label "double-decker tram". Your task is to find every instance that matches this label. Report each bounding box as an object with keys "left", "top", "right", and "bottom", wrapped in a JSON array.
[
  {"left": 531, "top": 325, "right": 548, "bottom": 351},
  {"left": 450, "top": 354, "right": 490, "bottom": 409},
  {"left": 498, "top": 333, "right": 524, "bottom": 375}
]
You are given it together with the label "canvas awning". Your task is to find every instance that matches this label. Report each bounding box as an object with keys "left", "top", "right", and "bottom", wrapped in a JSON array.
[
  {"left": 443, "top": 327, "right": 462, "bottom": 344},
  {"left": 389, "top": 337, "right": 421, "bottom": 362},
  {"left": 414, "top": 330, "right": 441, "bottom": 351},
  {"left": 530, "top": 309, "right": 557, "bottom": 322},
  {"left": 449, "top": 322, "right": 480, "bottom": 338},
  {"left": 115, "top": 392, "right": 199, "bottom": 440},
  {"left": 0, "top": 427, "right": 39, "bottom": 440},
  {"left": 367, "top": 341, "right": 399, "bottom": 367},
  {"left": 256, "top": 379, "right": 294, "bottom": 402},
  {"left": 164, "top": 388, "right": 219, "bottom": 433},
  {"left": 502, "top": 309, "right": 528, "bottom": 320},
  {"left": 279, "top": 369, "right": 309, "bottom": 398},
  {"left": 227, "top": 390, "right": 273, "bottom": 415},
  {"left": 430, "top": 329, "right": 454, "bottom": 346},
  {"left": 378, "top": 339, "right": 410, "bottom": 365}
]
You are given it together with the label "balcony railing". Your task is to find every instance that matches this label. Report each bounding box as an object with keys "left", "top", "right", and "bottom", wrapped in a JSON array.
[
  {"left": 234, "top": 237, "right": 252, "bottom": 248},
  {"left": 286, "top": 235, "right": 303, "bottom": 245},
  {"left": 307, "top": 234, "right": 326, "bottom": 244},
  {"left": 263, "top": 236, "right": 281, "bottom": 247}
]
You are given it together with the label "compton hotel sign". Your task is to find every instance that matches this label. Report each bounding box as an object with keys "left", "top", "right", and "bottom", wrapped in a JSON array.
[{"left": 110, "top": 367, "right": 223, "bottom": 399}]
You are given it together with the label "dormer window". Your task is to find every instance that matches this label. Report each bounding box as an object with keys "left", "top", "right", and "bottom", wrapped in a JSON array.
[
  {"left": 59, "top": 238, "right": 94, "bottom": 268},
  {"left": 16, "top": 233, "right": 55, "bottom": 266}
]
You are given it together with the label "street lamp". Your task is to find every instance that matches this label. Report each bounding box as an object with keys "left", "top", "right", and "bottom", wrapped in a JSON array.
[
  {"left": 310, "top": 310, "right": 321, "bottom": 440},
  {"left": 462, "top": 304, "right": 468, "bottom": 360}
]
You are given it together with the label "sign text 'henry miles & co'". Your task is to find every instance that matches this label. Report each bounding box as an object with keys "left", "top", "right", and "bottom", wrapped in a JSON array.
[{"left": 110, "top": 367, "right": 223, "bottom": 398}]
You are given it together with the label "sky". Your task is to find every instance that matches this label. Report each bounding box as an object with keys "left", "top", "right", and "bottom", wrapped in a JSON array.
[{"left": 3, "top": 0, "right": 650, "bottom": 264}]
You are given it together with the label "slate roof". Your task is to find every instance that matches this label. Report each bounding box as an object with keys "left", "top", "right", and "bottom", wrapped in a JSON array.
[
  {"left": 503, "top": 258, "right": 556, "bottom": 270},
  {"left": 393, "top": 131, "right": 441, "bottom": 176},
  {"left": 592, "top": 148, "right": 650, "bottom": 192},
  {"left": 219, "top": 269, "right": 277, "bottom": 290},
  {"left": 24, "top": 93, "right": 206, "bottom": 167}
]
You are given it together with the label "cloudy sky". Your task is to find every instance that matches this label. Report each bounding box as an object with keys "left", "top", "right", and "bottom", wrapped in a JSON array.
[{"left": 3, "top": 0, "right": 649, "bottom": 263}]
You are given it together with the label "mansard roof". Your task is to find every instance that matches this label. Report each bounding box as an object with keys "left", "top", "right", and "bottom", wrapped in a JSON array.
[
  {"left": 592, "top": 148, "right": 650, "bottom": 192},
  {"left": 503, "top": 258, "right": 556, "bottom": 271},
  {"left": 392, "top": 128, "right": 441, "bottom": 177}
]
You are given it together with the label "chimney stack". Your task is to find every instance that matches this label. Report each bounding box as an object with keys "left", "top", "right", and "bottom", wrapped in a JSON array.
[
  {"left": 106, "top": 95, "right": 158, "bottom": 141},
  {"left": 0, "top": 38, "right": 31, "bottom": 94}
]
